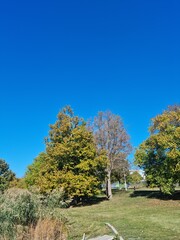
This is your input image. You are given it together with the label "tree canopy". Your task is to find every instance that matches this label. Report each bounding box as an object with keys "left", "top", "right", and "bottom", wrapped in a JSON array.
[
  {"left": 135, "top": 105, "right": 180, "bottom": 194},
  {"left": 92, "top": 111, "right": 132, "bottom": 198},
  {"left": 25, "top": 152, "right": 59, "bottom": 193},
  {"left": 0, "top": 159, "right": 15, "bottom": 192},
  {"left": 111, "top": 160, "right": 129, "bottom": 184},
  {"left": 25, "top": 106, "right": 107, "bottom": 201},
  {"left": 128, "top": 171, "right": 143, "bottom": 185}
]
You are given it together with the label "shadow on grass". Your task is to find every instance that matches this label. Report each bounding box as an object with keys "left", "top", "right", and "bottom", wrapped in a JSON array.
[
  {"left": 130, "top": 190, "right": 180, "bottom": 200},
  {"left": 70, "top": 195, "right": 108, "bottom": 207},
  {"left": 72, "top": 189, "right": 130, "bottom": 207}
]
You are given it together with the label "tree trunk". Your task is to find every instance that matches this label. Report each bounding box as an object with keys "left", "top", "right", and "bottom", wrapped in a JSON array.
[
  {"left": 124, "top": 173, "right": 128, "bottom": 191},
  {"left": 106, "top": 170, "right": 112, "bottom": 199},
  {"left": 118, "top": 180, "right": 121, "bottom": 190}
]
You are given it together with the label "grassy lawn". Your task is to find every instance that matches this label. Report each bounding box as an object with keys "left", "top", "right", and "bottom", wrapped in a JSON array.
[{"left": 62, "top": 190, "right": 180, "bottom": 240}]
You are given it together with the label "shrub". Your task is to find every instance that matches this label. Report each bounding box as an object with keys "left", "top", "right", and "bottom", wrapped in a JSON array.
[
  {"left": 0, "top": 188, "right": 39, "bottom": 225},
  {"left": 0, "top": 188, "right": 39, "bottom": 239},
  {"left": 42, "top": 188, "right": 68, "bottom": 209},
  {"left": 0, "top": 188, "right": 68, "bottom": 240},
  {"left": 27, "top": 186, "right": 69, "bottom": 208}
]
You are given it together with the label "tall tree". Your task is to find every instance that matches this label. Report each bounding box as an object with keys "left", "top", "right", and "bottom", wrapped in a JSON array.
[
  {"left": 135, "top": 105, "right": 180, "bottom": 194},
  {"left": 26, "top": 106, "right": 107, "bottom": 201},
  {"left": 92, "top": 111, "right": 132, "bottom": 198},
  {"left": 0, "top": 159, "right": 15, "bottom": 192}
]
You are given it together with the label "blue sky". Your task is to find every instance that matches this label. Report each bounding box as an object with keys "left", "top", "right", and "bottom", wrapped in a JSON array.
[{"left": 0, "top": 0, "right": 179, "bottom": 177}]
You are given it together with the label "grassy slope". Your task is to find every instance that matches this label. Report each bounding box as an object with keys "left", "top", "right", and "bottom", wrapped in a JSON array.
[{"left": 63, "top": 191, "right": 180, "bottom": 240}]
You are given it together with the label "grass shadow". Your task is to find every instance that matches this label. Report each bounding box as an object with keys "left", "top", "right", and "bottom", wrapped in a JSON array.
[
  {"left": 70, "top": 195, "right": 108, "bottom": 207},
  {"left": 130, "top": 189, "right": 180, "bottom": 200}
]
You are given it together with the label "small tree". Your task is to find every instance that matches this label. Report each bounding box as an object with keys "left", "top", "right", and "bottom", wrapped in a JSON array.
[
  {"left": 128, "top": 171, "right": 143, "bottom": 185},
  {"left": 135, "top": 105, "right": 180, "bottom": 194},
  {"left": 111, "top": 160, "right": 129, "bottom": 189},
  {"left": 92, "top": 111, "right": 132, "bottom": 198},
  {"left": 0, "top": 159, "right": 15, "bottom": 192}
]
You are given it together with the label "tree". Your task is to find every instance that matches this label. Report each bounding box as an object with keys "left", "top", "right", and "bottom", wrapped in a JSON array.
[
  {"left": 9, "top": 177, "right": 27, "bottom": 189},
  {"left": 0, "top": 159, "right": 15, "bottom": 192},
  {"left": 92, "top": 111, "right": 132, "bottom": 198},
  {"left": 135, "top": 105, "right": 180, "bottom": 194},
  {"left": 128, "top": 171, "right": 143, "bottom": 185},
  {"left": 25, "top": 152, "right": 59, "bottom": 193},
  {"left": 111, "top": 160, "right": 129, "bottom": 190},
  {"left": 26, "top": 106, "right": 107, "bottom": 201}
]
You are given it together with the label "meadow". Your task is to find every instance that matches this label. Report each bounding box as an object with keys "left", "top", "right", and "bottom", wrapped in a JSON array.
[
  {"left": 0, "top": 188, "right": 179, "bottom": 240},
  {"left": 64, "top": 190, "right": 180, "bottom": 240}
]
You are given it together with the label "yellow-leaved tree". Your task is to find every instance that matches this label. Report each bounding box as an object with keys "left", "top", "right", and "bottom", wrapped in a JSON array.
[{"left": 25, "top": 106, "right": 107, "bottom": 202}]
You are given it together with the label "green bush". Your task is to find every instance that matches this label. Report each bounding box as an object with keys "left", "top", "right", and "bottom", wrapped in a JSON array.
[
  {"left": 1, "top": 188, "right": 39, "bottom": 225},
  {"left": 27, "top": 186, "right": 69, "bottom": 208},
  {"left": 0, "top": 188, "right": 39, "bottom": 239},
  {"left": 42, "top": 188, "right": 68, "bottom": 209},
  {"left": 0, "top": 188, "right": 68, "bottom": 240}
]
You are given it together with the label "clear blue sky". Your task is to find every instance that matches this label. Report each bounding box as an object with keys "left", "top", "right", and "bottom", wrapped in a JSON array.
[{"left": 0, "top": 0, "right": 179, "bottom": 177}]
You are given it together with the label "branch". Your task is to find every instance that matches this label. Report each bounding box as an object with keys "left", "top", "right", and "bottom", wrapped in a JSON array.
[{"left": 105, "top": 223, "right": 124, "bottom": 240}]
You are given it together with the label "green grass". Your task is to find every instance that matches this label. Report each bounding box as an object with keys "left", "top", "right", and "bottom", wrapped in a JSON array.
[{"left": 62, "top": 190, "right": 180, "bottom": 240}]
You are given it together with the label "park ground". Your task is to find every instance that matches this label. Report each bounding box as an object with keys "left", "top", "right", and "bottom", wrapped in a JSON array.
[{"left": 62, "top": 189, "right": 180, "bottom": 240}]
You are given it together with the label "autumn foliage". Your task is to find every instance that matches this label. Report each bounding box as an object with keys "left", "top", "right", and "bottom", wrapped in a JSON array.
[{"left": 25, "top": 106, "right": 107, "bottom": 201}]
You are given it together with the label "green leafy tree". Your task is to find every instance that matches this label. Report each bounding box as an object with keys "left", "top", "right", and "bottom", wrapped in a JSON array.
[
  {"left": 25, "top": 152, "right": 59, "bottom": 193},
  {"left": 111, "top": 160, "right": 130, "bottom": 188},
  {"left": 135, "top": 105, "right": 180, "bottom": 194},
  {"left": 26, "top": 106, "right": 107, "bottom": 201},
  {"left": 0, "top": 159, "right": 15, "bottom": 192},
  {"left": 92, "top": 111, "right": 132, "bottom": 198},
  {"left": 9, "top": 177, "right": 27, "bottom": 189},
  {"left": 128, "top": 171, "right": 143, "bottom": 184}
]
